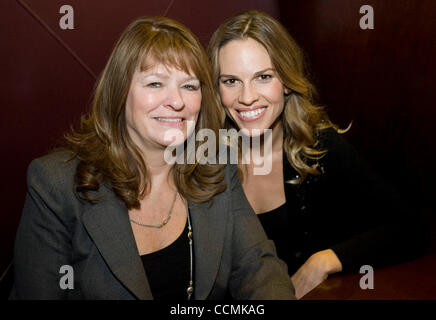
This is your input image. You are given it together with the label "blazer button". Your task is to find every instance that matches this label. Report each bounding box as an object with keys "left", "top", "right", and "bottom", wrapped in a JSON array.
[{"left": 294, "top": 251, "right": 302, "bottom": 258}]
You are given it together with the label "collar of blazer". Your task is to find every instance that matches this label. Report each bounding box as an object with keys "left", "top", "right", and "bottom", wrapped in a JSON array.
[{"left": 81, "top": 183, "right": 228, "bottom": 300}]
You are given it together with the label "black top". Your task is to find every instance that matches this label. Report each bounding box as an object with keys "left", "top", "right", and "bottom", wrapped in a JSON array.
[
  {"left": 258, "top": 128, "right": 429, "bottom": 275},
  {"left": 140, "top": 221, "right": 191, "bottom": 300},
  {"left": 257, "top": 201, "right": 317, "bottom": 273},
  {"left": 257, "top": 203, "right": 296, "bottom": 270}
]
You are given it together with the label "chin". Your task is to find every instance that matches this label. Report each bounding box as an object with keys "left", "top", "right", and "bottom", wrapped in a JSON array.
[
  {"left": 158, "top": 134, "right": 188, "bottom": 147},
  {"left": 155, "top": 125, "right": 190, "bottom": 146},
  {"left": 237, "top": 127, "right": 263, "bottom": 138},
  {"left": 239, "top": 120, "right": 271, "bottom": 137}
]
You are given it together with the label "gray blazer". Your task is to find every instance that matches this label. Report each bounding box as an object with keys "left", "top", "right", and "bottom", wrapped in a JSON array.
[{"left": 10, "top": 151, "right": 295, "bottom": 300}]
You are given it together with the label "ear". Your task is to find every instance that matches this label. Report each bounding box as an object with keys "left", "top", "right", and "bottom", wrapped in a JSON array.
[{"left": 284, "top": 87, "right": 291, "bottom": 96}]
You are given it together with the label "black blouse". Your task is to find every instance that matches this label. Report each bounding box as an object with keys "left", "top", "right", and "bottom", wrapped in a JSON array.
[
  {"left": 257, "top": 202, "right": 301, "bottom": 272},
  {"left": 140, "top": 221, "right": 191, "bottom": 300},
  {"left": 257, "top": 200, "right": 324, "bottom": 274}
]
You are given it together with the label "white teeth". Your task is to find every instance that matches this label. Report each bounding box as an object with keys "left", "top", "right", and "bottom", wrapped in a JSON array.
[
  {"left": 239, "top": 107, "right": 266, "bottom": 118},
  {"left": 156, "top": 118, "right": 183, "bottom": 122}
]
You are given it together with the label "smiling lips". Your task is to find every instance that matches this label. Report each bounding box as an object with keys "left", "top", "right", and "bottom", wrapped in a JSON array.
[
  {"left": 154, "top": 117, "right": 185, "bottom": 127},
  {"left": 235, "top": 106, "right": 267, "bottom": 122}
]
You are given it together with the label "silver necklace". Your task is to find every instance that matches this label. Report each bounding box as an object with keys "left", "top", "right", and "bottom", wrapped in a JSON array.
[
  {"left": 129, "top": 190, "right": 177, "bottom": 228},
  {"left": 130, "top": 192, "right": 194, "bottom": 299},
  {"left": 186, "top": 208, "right": 194, "bottom": 300}
]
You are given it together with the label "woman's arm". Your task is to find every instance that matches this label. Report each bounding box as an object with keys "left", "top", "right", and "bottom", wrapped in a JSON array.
[
  {"left": 290, "top": 129, "right": 429, "bottom": 298},
  {"left": 323, "top": 130, "right": 429, "bottom": 271},
  {"left": 290, "top": 249, "right": 342, "bottom": 299},
  {"left": 227, "top": 165, "right": 295, "bottom": 300},
  {"left": 11, "top": 157, "right": 73, "bottom": 299}
]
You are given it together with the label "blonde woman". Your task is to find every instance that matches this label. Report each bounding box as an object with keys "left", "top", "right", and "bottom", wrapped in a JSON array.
[
  {"left": 208, "top": 10, "right": 427, "bottom": 299},
  {"left": 10, "top": 16, "right": 294, "bottom": 300}
]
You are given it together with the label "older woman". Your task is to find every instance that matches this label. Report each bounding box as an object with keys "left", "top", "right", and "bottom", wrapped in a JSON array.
[
  {"left": 208, "top": 10, "right": 428, "bottom": 299},
  {"left": 10, "top": 16, "right": 294, "bottom": 300}
]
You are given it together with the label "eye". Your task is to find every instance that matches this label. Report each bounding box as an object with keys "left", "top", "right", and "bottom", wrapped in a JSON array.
[
  {"left": 257, "top": 74, "right": 272, "bottom": 81},
  {"left": 183, "top": 84, "right": 200, "bottom": 91},
  {"left": 222, "top": 78, "right": 239, "bottom": 86},
  {"left": 147, "top": 82, "right": 162, "bottom": 88}
]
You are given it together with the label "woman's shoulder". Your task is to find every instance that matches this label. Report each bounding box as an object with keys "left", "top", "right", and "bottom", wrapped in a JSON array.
[
  {"left": 315, "top": 127, "right": 358, "bottom": 162},
  {"left": 316, "top": 127, "right": 348, "bottom": 149},
  {"left": 313, "top": 127, "right": 379, "bottom": 183},
  {"left": 27, "top": 149, "right": 79, "bottom": 190}
]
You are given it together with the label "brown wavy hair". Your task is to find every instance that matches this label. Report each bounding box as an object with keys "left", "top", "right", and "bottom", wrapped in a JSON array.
[
  {"left": 64, "top": 16, "right": 226, "bottom": 209},
  {"left": 208, "top": 10, "right": 347, "bottom": 184}
]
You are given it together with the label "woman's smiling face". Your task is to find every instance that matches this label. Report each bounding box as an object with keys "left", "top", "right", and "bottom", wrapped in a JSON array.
[
  {"left": 218, "top": 37, "right": 288, "bottom": 136},
  {"left": 125, "top": 59, "right": 202, "bottom": 151}
]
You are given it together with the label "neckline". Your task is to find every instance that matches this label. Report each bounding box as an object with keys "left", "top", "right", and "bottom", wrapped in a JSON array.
[
  {"left": 140, "top": 220, "right": 188, "bottom": 260},
  {"left": 257, "top": 201, "right": 287, "bottom": 216}
]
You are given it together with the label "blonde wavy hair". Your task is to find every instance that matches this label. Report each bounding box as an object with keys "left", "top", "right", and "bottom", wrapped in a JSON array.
[
  {"left": 208, "top": 10, "right": 346, "bottom": 183},
  {"left": 64, "top": 16, "right": 226, "bottom": 209}
]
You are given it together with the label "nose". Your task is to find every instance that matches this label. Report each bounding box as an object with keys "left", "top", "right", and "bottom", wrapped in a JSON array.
[
  {"left": 165, "top": 86, "right": 184, "bottom": 110},
  {"left": 238, "top": 83, "right": 259, "bottom": 106}
]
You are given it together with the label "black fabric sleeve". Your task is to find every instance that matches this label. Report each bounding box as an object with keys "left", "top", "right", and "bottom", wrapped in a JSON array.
[{"left": 319, "top": 129, "right": 430, "bottom": 272}]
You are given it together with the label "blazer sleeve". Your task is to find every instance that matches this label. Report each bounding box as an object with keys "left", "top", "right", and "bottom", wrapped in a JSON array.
[
  {"left": 10, "top": 158, "right": 73, "bottom": 299},
  {"left": 227, "top": 165, "right": 296, "bottom": 300}
]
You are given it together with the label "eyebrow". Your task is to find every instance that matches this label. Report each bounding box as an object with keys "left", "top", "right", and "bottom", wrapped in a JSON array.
[
  {"left": 140, "top": 72, "right": 199, "bottom": 82},
  {"left": 219, "top": 68, "right": 276, "bottom": 79},
  {"left": 146, "top": 72, "right": 169, "bottom": 79}
]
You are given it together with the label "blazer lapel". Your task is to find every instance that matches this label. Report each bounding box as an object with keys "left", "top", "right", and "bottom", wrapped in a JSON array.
[
  {"left": 82, "top": 186, "right": 152, "bottom": 300},
  {"left": 189, "top": 197, "right": 227, "bottom": 300}
]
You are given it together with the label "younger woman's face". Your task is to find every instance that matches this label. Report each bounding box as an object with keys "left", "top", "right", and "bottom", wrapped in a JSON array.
[
  {"left": 218, "top": 38, "right": 288, "bottom": 136},
  {"left": 125, "top": 59, "right": 202, "bottom": 151}
]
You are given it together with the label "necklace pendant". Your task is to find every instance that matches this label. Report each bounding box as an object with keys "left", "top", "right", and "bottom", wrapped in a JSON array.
[{"left": 187, "top": 285, "right": 194, "bottom": 299}]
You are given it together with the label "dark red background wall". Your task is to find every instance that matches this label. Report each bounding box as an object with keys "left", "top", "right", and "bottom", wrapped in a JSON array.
[{"left": 1, "top": 0, "right": 435, "bottom": 293}]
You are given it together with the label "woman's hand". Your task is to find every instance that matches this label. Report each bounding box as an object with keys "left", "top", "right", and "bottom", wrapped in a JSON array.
[{"left": 290, "top": 249, "right": 343, "bottom": 299}]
